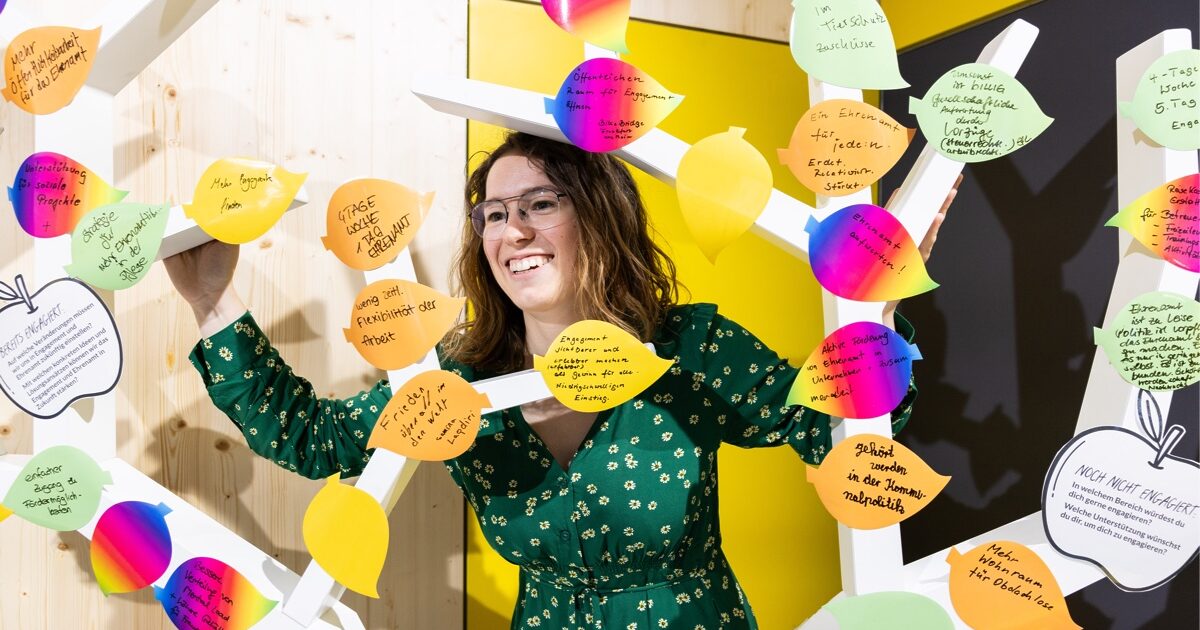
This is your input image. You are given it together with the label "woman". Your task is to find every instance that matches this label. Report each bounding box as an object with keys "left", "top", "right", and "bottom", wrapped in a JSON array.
[{"left": 167, "top": 132, "right": 953, "bottom": 629}]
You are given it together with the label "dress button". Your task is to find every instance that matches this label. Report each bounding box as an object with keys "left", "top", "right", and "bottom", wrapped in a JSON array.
[{"left": 558, "top": 529, "right": 571, "bottom": 542}]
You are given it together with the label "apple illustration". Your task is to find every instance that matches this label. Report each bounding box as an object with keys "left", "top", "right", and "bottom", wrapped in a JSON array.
[
  {"left": 1042, "top": 390, "right": 1199, "bottom": 591},
  {"left": 0, "top": 275, "right": 122, "bottom": 418}
]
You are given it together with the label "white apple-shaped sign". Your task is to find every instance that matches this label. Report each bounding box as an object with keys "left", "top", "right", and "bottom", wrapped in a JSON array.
[
  {"left": 0, "top": 275, "right": 122, "bottom": 418},
  {"left": 1042, "top": 390, "right": 1199, "bottom": 591}
]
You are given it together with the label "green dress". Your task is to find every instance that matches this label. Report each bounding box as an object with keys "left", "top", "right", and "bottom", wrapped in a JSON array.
[{"left": 189, "top": 303, "right": 916, "bottom": 629}]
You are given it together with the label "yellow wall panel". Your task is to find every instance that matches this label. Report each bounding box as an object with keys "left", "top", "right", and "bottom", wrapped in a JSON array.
[
  {"left": 467, "top": 1, "right": 846, "bottom": 627},
  {"left": 883, "top": 0, "right": 1041, "bottom": 50}
]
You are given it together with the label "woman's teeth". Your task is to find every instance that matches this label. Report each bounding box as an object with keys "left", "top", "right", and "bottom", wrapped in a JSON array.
[{"left": 510, "top": 255, "right": 551, "bottom": 273}]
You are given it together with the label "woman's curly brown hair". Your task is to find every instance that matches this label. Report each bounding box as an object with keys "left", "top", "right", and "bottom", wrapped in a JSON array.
[{"left": 441, "top": 132, "right": 679, "bottom": 373}]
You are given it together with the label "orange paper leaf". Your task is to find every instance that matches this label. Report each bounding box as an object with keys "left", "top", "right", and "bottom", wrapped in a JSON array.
[
  {"left": 367, "top": 370, "right": 490, "bottom": 460},
  {"left": 343, "top": 280, "right": 465, "bottom": 370},
  {"left": 322, "top": 179, "right": 433, "bottom": 270},
  {"left": 3, "top": 26, "right": 101, "bottom": 115},
  {"left": 779, "top": 99, "right": 913, "bottom": 197},
  {"left": 806, "top": 434, "right": 948, "bottom": 529},
  {"left": 947, "top": 541, "right": 1081, "bottom": 630}
]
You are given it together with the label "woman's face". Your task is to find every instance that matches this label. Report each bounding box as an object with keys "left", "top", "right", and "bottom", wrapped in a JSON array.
[{"left": 482, "top": 154, "right": 581, "bottom": 319}]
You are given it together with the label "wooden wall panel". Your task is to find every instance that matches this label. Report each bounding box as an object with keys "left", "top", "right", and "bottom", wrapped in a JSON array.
[{"left": 0, "top": 1, "right": 466, "bottom": 629}]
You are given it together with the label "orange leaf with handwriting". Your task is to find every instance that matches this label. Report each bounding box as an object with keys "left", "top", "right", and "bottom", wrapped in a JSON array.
[
  {"left": 778, "top": 99, "right": 913, "bottom": 197},
  {"left": 367, "top": 370, "right": 490, "bottom": 460},
  {"left": 947, "top": 541, "right": 1080, "bottom": 630},
  {"left": 344, "top": 280, "right": 464, "bottom": 370},
  {"left": 4, "top": 26, "right": 101, "bottom": 115},
  {"left": 806, "top": 434, "right": 948, "bottom": 529},
  {"left": 322, "top": 179, "right": 433, "bottom": 270}
]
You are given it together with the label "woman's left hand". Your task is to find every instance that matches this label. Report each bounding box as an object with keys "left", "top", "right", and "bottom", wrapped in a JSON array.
[{"left": 882, "top": 174, "right": 962, "bottom": 328}]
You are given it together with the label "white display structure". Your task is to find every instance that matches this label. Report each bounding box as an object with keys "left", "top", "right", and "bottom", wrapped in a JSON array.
[{"left": 0, "top": 3, "right": 355, "bottom": 629}]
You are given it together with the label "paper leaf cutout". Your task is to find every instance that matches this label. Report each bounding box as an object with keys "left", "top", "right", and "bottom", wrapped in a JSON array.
[
  {"left": 541, "top": 0, "right": 631, "bottom": 54},
  {"left": 367, "top": 370, "right": 490, "bottom": 460},
  {"left": 788, "top": 0, "right": 906, "bottom": 90},
  {"left": 1105, "top": 173, "right": 1199, "bottom": 273},
  {"left": 1093, "top": 291, "right": 1200, "bottom": 391},
  {"left": 322, "top": 179, "right": 433, "bottom": 271},
  {"left": 788, "top": 321, "right": 920, "bottom": 419},
  {"left": 183, "top": 158, "right": 306, "bottom": 244},
  {"left": 91, "top": 501, "right": 173, "bottom": 595},
  {"left": 807, "top": 435, "right": 947, "bottom": 529},
  {"left": 1043, "top": 391, "right": 1199, "bottom": 591},
  {"left": 155, "top": 557, "right": 277, "bottom": 630},
  {"left": 0, "top": 504, "right": 11, "bottom": 524},
  {"left": 533, "top": 320, "right": 671, "bottom": 412},
  {"left": 947, "top": 541, "right": 1081, "bottom": 630},
  {"left": 0, "top": 276, "right": 123, "bottom": 419},
  {"left": 65, "top": 204, "right": 169, "bottom": 290},
  {"left": 910, "top": 63, "right": 1053, "bottom": 163},
  {"left": 779, "top": 99, "right": 913, "bottom": 196},
  {"left": 344, "top": 280, "right": 465, "bottom": 370},
  {"left": 303, "top": 474, "right": 389, "bottom": 598},
  {"left": 677, "top": 127, "right": 773, "bottom": 263},
  {"left": 2, "top": 445, "right": 113, "bottom": 531},
  {"left": 8, "top": 152, "right": 129, "bottom": 238},
  {"left": 1118, "top": 49, "right": 1200, "bottom": 150},
  {"left": 819, "top": 591, "right": 953, "bottom": 630},
  {"left": 545, "top": 57, "right": 683, "bottom": 153},
  {"left": 805, "top": 204, "right": 937, "bottom": 302},
  {"left": 3, "top": 26, "right": 101, "bottom": 115}
]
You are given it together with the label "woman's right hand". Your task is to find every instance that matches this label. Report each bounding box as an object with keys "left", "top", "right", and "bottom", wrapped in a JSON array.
[{"left": 164, "top": 240, "right": 247, "bottom": 337}]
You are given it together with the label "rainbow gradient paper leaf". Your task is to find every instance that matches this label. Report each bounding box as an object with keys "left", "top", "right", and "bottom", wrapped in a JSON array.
[
  {"left": 545, "top": 57, "right": 683, "bottom": 153},
  {"left": 805, "top": 204, "right": 937, "bottom": 302},
  {"left": 806, "top": 434, "right": 948, "bottom": 529},
  {"left": 303, "top": 474, "right": 389, "bottom": 598},
  {"left": 1105, "top": 173, "right": 1199, "bottom": 272},
  {"left": 183, "top": 158, "right": 306, "bottom": 244},
  {"left": 788, "top": 0, "right": 906, "bottom": 90},
  {"left": 0, "top": 276, "right": 123, "bottom": 419},
  {"left": 3, "top": 26, "right": 101, "bottom": 115},
  {"left": 9, "top": 152, "right": 129, "bottom": 238},
  {"left": 1043, "top": 391, "right": 1199, "bottom": 592},
  {"left": 0, "top": 2, "right": 7, "bottom": 17},
  {"left": 910, "top": 63, "right": 1053, "bottom": 163},
  {"left": 809, "top": 591, "right": 953, "bottom": 630},
  {"left": 541, "top": 0, "right": 630, "bottom": 54},
  {"left": 779, "top": 99, "right": 914, "bottom": 196},
  {"left": 1119, "top": 49, "right": 1200, "bottom": 150},
  {"left": 2, "top": 445, "right": 112, "bottom": 531},
  {"left": 322, "top": 179, "right": 433, "bottom": 270},
  {"left": 534, "top": 320, "right": 671, "bottom": 412},
  {"left": 344, "top": 280, "right": 465, "bottom": 370},
  {"left": 677, "top": 127, "right": 773, "bottom": 263},
  {"left": 368, "top": 370, "right": 490, "bottom": 460},
  {"left": 1093, "top": 291, "right": 1200, "bottom": 391},
  {"left": 66, "top": 204, "right": 169, "bottom": 290},
  {"left": 91, "top": 501, "right": 173, "bottom": 595},
  {"left": 787, "top": 321, "right": 920, "bottom": 419},
  {"left": 947, "top": 541, "right": 1080, "bottom": 630},
  {"left": 155, "top": 557, "right": 277, "bottom": 630}
]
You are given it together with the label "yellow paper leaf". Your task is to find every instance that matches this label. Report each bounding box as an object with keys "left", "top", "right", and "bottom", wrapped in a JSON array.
[
  {"left": 367, "top": 370, "right": 491, "bottom": 460},
  {"left": 0, "top": 504, "right": 12, "bottom": 523},
  {"left": 805, "top": 434, "right": 948, "bottom": 529},
  {"left": 303, "top": 474, "right": 389, "bottom": 598},
  {"left": 947, "top": 541, "right": 1081, "bottom": 630},
  {"left": 321, "top": 179, "right": 433, "bottom": 270},
  {"left": 343, "top": 280, "right": 465, "bottom": 370},
  {"left": 677, "top": 127, "right": 774, "bottom": 263},
  {"left": 3, "top": 26, "right": 101, "bottom": 115},
  {"left": 183, "top": 158, "right": 306, "bottom": 244},
  {"left": 533, "top": 320, "right": 671, "bottom": 412}
]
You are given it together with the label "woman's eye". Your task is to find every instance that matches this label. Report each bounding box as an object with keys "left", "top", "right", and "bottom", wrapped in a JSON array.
[
  {"left": 529, "top": 199, "right": 557, "bottom": 213},
  {"left": 485, "top": 210, "right": 506, "bottom": 223}
]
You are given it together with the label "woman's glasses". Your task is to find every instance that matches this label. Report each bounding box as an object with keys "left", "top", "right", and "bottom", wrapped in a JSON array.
[{"left": 469, "top": 188, "right": 571, "bottom": 240}]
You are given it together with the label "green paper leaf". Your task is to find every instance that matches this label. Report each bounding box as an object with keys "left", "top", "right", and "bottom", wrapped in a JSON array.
[
  {"left": 822, "top": 591, "right": 954, "bottom": 630},
  {"left": 1094, "top": 291, "right": 1200, "bottom": 392},
  {"left": 789, "top": 0, "right": 907, "bottom": 90},
  {"left": 1119, "top": 49, "right": 1200, "bottom": 151},
  {"left": 65, "top": 203, "right": 169, "bottom": 290},
  {"left": 2, "top": 445, "right": 112, "bottom": 531},
  {"left": 910, "top": 63, "right": 1053, "bottom": 163}
]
